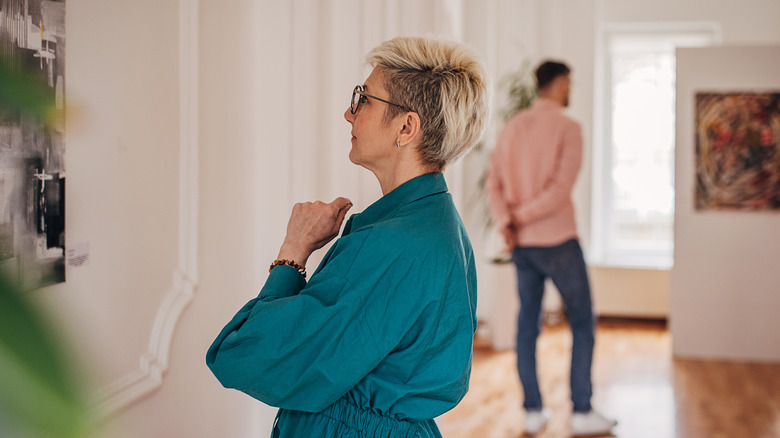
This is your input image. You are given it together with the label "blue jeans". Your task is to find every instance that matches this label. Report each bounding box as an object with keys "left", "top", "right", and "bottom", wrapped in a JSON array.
[{"left": 512, "top": 238, "right": 594, "bottom": 413}]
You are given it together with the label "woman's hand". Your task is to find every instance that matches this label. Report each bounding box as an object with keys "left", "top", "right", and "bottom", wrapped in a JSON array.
[{"left": 277, "top": 197, "right": 353, "bottom": 267}]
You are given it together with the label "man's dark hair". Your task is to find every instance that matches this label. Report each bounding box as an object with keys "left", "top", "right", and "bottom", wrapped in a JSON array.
[{"left": 535, "top": 61, "right": 570, "bottom": 90}]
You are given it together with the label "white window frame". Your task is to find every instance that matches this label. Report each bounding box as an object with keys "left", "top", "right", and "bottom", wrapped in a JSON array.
[{"left": 592, "top": 22, "right": 722, "bottom": 269}]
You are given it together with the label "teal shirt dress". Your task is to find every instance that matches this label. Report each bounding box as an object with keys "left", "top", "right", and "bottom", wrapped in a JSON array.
[{"left": 206, "top": 172, "right": 478, "bottom": 437}]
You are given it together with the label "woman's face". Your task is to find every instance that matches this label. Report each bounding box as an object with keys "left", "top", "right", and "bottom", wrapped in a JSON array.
[{"left": 344, "top": 68, "right": 401, "bottom": 172}]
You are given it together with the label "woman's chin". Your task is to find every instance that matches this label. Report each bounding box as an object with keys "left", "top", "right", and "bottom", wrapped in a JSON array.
[{"left": 348, "top": 148, "right": 364, "bottom": 166}]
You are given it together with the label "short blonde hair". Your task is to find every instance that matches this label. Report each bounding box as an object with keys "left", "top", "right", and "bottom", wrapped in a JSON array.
[{"left": 367, "top": 37, "right": 490, "bottom": 169}]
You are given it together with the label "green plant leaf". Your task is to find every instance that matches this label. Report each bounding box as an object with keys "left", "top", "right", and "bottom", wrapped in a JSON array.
[
  {"left": 0, "top": 55, "right": 57, "bottom": 123},
  {"left": 0, "top": 274, "right": 92, "bottom": 438}
]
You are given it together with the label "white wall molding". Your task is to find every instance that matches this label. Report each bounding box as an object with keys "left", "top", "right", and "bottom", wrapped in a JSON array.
[{"left": 91, "top": 0, "right": 199, "bottom": 416}]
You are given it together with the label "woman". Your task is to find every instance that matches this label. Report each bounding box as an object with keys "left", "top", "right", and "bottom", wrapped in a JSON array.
[{"left": 206, "top": 36, "right": 490, "bottom": 437}]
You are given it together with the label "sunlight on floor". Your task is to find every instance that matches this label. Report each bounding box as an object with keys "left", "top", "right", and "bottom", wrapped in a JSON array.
[{"left": 437, "top": 319, "right": 780, "bottom": 438}]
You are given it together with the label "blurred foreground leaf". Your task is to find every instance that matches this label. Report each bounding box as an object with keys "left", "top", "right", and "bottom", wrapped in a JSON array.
[
  {"left": 0, "top": 54, "right": 58, "bottom": 123},
  {"left": 0, "top": 274, "right": 92, "bottom": 438},
  {"left": 1, "top": 50, "right": 89, "bottom": 437}
]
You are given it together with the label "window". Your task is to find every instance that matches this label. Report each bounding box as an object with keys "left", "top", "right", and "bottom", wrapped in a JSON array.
[{"left": 593, "top": 25, "right": 719, "bottom": 268}]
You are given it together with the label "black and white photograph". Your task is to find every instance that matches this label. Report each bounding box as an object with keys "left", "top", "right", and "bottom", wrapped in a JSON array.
[{"left": 0, "top": 0, "right": 65, "bottom": 289}]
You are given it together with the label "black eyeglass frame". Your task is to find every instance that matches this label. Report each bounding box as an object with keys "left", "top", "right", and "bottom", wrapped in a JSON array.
[{"left": 350, "top": 85, "right": 414, "bottom": 114}]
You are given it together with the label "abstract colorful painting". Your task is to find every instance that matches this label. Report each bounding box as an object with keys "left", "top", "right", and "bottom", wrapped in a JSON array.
[{"left": 695, "top": 92, "right": 780, "bottom": 211}]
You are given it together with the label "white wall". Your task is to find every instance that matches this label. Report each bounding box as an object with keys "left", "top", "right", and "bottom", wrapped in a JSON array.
[
  {"left": 49, "top": 0, "right": 187, "bottom": 427},
  {"left": 56, "top": 0, "right": 180, "bottom": 387},
  {"left": 50, "top": 1, "right": 276, "bottom": 436},
  {"left": 672, "top": 46, "right": 780, "bottom": 362}
]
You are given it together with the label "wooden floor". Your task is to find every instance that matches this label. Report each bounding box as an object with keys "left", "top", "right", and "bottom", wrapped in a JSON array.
[{"left": 437, "top": 319, "right": 780, "bottom": 438}]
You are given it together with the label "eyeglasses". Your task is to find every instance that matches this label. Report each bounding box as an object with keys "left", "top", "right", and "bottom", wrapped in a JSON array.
[{"left": 350, "top": 85, "right": 413, "bottom": 114}]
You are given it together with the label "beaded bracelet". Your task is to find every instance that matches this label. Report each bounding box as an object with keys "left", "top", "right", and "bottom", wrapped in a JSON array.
[{"left": 269, "top": 259, "right": 307, "bottom": 278}]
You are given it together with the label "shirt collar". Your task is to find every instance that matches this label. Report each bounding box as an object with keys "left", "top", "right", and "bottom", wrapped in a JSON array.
[
  {"left": 531, "top": 97, "right": 563, "bottom": 110},
  {"left": 342, "top": 172, "right": 449, "bottom": 235}
]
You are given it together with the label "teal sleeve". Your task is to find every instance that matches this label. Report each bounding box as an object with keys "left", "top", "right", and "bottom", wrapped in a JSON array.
[{"left": 205, "top": 252, "right": 396, "bottom": 413}]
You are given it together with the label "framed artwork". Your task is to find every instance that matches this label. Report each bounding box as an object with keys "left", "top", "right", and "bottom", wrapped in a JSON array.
[
  {"left": 0, "top": 0, "right": 66, "bottom": 289},
  {"left": 695, "top": 92, "right": 780, "bottom": 211}
]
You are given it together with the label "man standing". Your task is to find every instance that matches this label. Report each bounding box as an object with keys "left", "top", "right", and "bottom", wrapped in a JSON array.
[{"left": 486, "top": 61, "right": 616, "bottom": 436}]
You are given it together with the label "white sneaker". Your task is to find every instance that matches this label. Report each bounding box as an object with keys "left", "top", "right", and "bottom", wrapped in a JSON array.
[
  {"left": 570, "top": 410, "right": 617, "bottom": 436},
  {"left": 523, "top": 409, "right": 550, "bottom": 435}
]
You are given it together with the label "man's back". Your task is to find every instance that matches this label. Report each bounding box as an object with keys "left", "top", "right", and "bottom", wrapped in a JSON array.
[{"left": 486, "top": 97, "right": 582, "bottom": 246}]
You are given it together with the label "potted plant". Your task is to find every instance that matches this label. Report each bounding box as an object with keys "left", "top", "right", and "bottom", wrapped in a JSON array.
[{"left": 471, "top": 59, "right": 537, "bottom": 263}]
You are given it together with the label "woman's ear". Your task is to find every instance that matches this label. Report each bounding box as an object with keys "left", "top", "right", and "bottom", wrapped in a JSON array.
[{"left": 397, "top": 112, "right": 422, "bottom": 147}]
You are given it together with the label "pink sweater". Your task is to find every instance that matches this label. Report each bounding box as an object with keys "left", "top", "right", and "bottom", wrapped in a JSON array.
[{"left": 486, "top": 98, "right": 582, "bottom": 246}]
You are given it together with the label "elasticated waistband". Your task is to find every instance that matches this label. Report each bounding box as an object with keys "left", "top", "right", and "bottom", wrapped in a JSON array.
[{"left": 319, "top": 397, "right": 427, "bottom": 437}]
